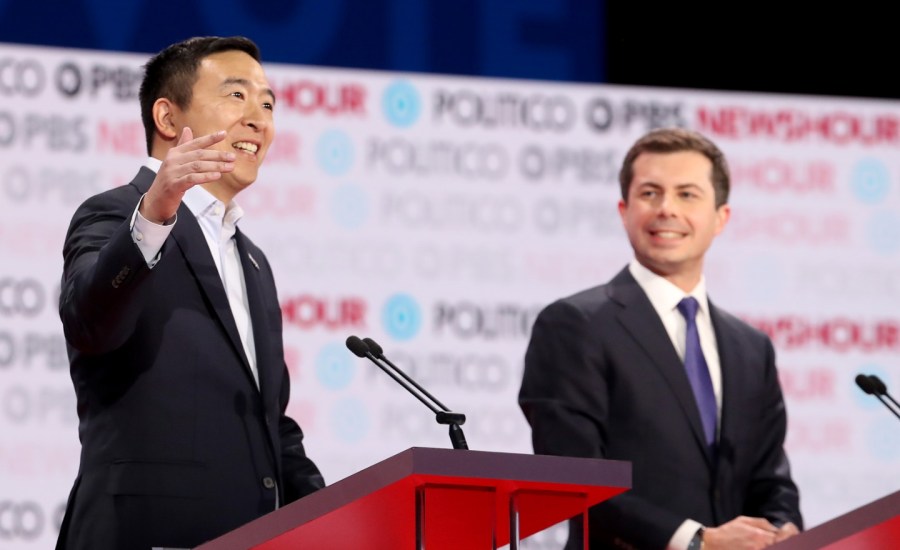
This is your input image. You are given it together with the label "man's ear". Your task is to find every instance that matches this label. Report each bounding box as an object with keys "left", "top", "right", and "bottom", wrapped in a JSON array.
[{"left": 152, "top": 98, "right": 179, "bottom": 141}]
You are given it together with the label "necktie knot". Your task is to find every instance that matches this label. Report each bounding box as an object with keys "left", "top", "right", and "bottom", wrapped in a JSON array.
[{"left": 677, "top": 296, "right": 700, "bottom": 321}]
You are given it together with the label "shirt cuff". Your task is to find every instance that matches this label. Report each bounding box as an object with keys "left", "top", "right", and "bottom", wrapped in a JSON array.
[
  {"left": 668, "top": 520, "right": 704, "bottom": 550},
  {"left": 130, "top": 195, "right": 175, "bottom": 268}
]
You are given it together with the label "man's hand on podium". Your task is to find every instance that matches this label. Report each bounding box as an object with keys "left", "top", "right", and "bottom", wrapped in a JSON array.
[{"left": 703, "top": 516, "right": 799, "bottom": 549}]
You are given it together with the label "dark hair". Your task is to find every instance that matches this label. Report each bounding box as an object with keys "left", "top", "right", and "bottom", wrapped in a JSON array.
[
  {"left": 618, "top": 127, "right": 730, "bottom": 207},
  {"left": 139, "top": 36, "right": 261, "bottom": 154}
]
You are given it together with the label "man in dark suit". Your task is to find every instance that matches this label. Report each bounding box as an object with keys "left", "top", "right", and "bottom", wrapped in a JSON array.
[
  {"left": 519, "top": 128, "right": 802, "bottom": 550},
  {"left": 57, "top": 37, "right": 324, "bottom": 549}
]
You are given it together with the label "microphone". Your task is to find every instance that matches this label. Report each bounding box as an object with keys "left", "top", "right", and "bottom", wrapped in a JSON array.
[
  {"left": 346, "top": 335, "right": 468, "bottom": 450},
  {"left": 855, "top": 373, "right": 900, "bottom": 422}
]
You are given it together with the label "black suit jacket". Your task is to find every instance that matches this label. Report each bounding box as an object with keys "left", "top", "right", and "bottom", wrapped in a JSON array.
[
  {"left": 57, "top": 168, "right": 324, "bottom": 550},
  {"left": 519, "top": 267, "right": 801, "bottom": 550}
]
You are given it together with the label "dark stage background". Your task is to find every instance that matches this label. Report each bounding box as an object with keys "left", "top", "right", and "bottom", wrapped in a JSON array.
[{"left": 1, "top": 1, "right": 895, "bottom": 99}]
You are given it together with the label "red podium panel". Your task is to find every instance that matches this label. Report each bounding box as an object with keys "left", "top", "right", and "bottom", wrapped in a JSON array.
[
  {"left": 198, "top": 447, "right": 631, "bottom": 550},
  {"left": 774, "top": 489, "right": 900, "bottom": 549}
]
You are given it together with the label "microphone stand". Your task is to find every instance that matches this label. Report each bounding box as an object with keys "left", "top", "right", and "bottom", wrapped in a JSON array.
[{"left": 346, "top": 335, "right": 468, "bottom": 450}]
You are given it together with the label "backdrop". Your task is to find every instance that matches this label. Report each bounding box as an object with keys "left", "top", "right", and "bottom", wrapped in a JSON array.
[{"left": 1, "top": 42, "right": 899, "bottom": 548}]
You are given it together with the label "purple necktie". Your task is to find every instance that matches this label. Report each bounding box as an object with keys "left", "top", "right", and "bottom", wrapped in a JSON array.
[{"left": 677, "top": 297, "right": 717, "bottom": 449}]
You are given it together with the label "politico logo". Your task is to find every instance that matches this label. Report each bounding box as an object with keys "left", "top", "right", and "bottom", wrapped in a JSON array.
[
  {"left": 382, "top": 80, "right": 421, "bottom": 128},
  {"left": 584, "top": 96, "right": 686, "bottom": 133},
  {"left": 0, "top": 277, "right": 46, "bottom": 317},
  {"left": 695, "top": 105, "right": 900, "bottom": 146},
  {"left": 433, "top": 89, "right": 576, "bottom": 132},
  {"left": 432, "top": 301, "right": 542, "bottom": 340},
  {"left": 0, "top": 57, "right": 46, "bottom": 97},
  {"left": 366, "top": 137, "right": 510, "bottom": 180},
  {"left": 270, "top": 79, "right": 366, "bottom": 117},
  {"left": 0, "top": 500, "right": 65, "bottom": 541},
  {"left": 281, "top": 295, "right": 367, "bottom": 331}
]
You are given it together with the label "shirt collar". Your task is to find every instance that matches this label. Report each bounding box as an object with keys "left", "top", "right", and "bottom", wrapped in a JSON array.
[{"left": 628, "top": 259, "right": 709, "bottom": 316}]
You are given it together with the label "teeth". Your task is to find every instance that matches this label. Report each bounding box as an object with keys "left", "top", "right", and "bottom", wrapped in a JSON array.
[
  {"left": 654, "top": 231, "right": 682, "bottom": 239},
  {"left": 233, "top": 141, "right": 258, "bottom": 154}
]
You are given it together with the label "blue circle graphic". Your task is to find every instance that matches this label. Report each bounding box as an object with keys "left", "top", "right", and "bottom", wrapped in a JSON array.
[
  {"left": 865, "top": 210, "right": 900, "bottom": 255},
  {"left": 382, "top": 80, "right": 421, "bottom": 128},
  {"left": 330, "top": 183, "right": 369, "bottom": 229},
  {"left": 316, "top": 130, "right": 354, "bottom": 175},
  {"left": 382, "top": 293, "right": 422, "bottom": 341},
  {"left": 851, "top": 159, "right": 891, "bottom": 204},
  {"left": 330, "top": 398, "right": 369, "bottom": 443},
  {"left": 315, "top": 342, "right": 356, "bottom": 391}
]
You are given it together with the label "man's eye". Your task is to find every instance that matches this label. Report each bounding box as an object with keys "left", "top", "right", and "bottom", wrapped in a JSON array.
[
  {"left": 263, "top": 102, "right": 274, "bottom": 111},
  {"left": 231, "top": 91, "right": 244, "bottom": 99}
]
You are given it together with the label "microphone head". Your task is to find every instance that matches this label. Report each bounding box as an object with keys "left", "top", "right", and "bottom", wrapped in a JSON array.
[
  {"left": 869, "top": 374, "right": 888, "bottom": 395},
  {"left": 345, "top": 335, "right": 370, "bottom": 358},
  {"left": 362, "top": 337, "right": 384, "bottom": 356},
  {"left": 856, "top": 373, "right": 876, "bottom": 395}
]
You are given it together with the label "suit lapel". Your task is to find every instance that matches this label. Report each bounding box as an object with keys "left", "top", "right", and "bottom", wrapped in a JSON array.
[
  {"left": 169, "top": 202, "right": 253, "bottom": 374},
  {"left": 710, "top": 302, "right": 740, "bottom": 461},
  {"left": 608, "top": 268, "right": 714, "bottom": 465},
  {"left": 234, "top": 229, "right": 277, "bottom": 406}
]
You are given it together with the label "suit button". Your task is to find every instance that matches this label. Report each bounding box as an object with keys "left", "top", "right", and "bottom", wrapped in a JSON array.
[{"left": 263, "top": 477, "right": 276, "bottom": 489}]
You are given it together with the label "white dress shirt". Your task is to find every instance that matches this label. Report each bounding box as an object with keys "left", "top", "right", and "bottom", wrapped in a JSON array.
[
  {"left": 130, "top": 158, "right": 259, "bottom": 387},
  {"left": 628, "top": 259, "right": 722, "bottom": 550}
]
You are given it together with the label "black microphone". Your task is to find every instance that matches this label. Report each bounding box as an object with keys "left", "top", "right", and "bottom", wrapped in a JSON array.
[
  {"left": 345, "top": 335, "right": 468, "bottom": 450},
  {"left": 867, "top": 374, "right": 900, "bottom": 416},
  {"left": 855, "top": 373, "right": 900, "bottom": 422}
]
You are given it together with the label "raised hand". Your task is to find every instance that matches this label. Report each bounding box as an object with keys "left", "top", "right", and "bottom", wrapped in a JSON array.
[{"left": 139, "top": 127, "right": 235, "bottom": 224}]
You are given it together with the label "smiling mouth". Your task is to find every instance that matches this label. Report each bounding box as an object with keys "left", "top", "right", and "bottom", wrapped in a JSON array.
[
  {"left": 650, "top": 230, "right": 686, "bottom": 239},
  {"left": 233, "top": 141, "right": 259, "bottom": 155}
]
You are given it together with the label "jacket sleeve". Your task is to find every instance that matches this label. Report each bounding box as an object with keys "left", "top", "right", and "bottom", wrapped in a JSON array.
[
  {"left": 519, "top": 299, "right": 685, "bottom": 550},
  {"left": 59, "top": 187, "right": 155, "bottom": 355}
]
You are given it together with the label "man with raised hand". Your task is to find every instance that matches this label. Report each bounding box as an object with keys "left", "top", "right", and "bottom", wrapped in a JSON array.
[{"left": 57, "top": 36, "right": 323, "bottom": 550}]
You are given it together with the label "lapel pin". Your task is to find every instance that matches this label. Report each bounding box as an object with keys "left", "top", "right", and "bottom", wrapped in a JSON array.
[{"left": 247, "top": 252, "right": 260, "bottom": 270}]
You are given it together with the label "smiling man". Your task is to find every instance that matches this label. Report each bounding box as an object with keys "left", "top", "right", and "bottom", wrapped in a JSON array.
[
  {"left": 519, "top": 128, "right": 802, "bottom": 550},
  {"left": 57, "top": 37, "right": 323, "bottom": 550}
]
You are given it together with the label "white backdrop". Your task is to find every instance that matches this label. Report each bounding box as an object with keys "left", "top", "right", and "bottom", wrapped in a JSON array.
[{"left": 1, "top": 42, "right": 899, "bottom": 548}]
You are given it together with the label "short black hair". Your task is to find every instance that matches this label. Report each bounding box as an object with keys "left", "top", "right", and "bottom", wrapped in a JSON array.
[{"left": 138, "top": 36, "right": 261, "bottom": 154}]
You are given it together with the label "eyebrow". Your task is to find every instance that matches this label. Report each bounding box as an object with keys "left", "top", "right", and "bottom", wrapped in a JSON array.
[{"left": 221, "top": 77, "right": 276, "bottom": 104}]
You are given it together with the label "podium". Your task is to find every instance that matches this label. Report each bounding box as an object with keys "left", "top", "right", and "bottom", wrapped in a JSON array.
[
  {"left": 197, "top": 447, "right": 631, "bottom": 549},
  {"left": 773, "top": 489, "right": 900, "bottom": 549}
]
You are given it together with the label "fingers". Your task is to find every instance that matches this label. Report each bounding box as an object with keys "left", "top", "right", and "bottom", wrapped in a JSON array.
[
  {"left": 774, "top": 522, "right": 800, "bottom": 542},
  {"left": 142, "top": 128, "right": 236, "bottom": 223},
  {"left": 175, "top": 128, "right": 227, "bottom": 152},
  {"left": 177, "top": 126, "right": 194, "bottom": 146}
]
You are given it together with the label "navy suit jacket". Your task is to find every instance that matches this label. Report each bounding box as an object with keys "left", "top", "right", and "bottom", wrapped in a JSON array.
[
  {"left": 57, "top": 168, "right": 324, "bottom": 549},
  {"left": 519, "top": 267, "right": 801, "bottom": 550}
]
